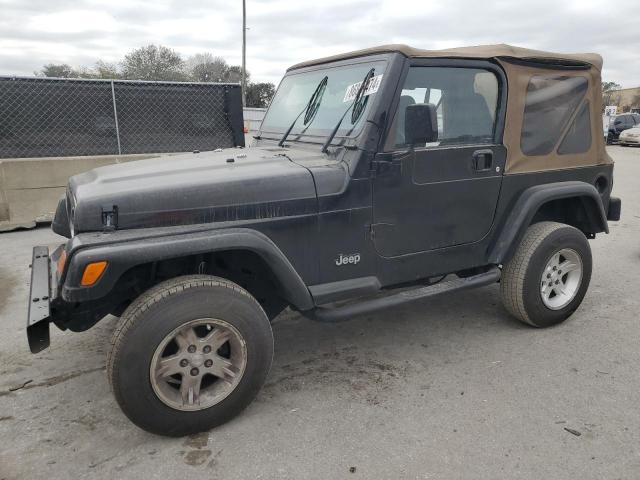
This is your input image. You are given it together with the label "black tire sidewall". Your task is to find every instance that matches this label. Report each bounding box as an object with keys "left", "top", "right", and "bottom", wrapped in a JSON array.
[
  {"left": 112, "top": 282, "right": 273, "bottom": 436},
  {"left": 521, "top": 227, "right": 592, "bottom": 327}
]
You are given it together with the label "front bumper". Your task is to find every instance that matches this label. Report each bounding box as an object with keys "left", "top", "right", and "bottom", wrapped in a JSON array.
[{"left": 26, "top": 245, "right": 62, "bottom": 353}]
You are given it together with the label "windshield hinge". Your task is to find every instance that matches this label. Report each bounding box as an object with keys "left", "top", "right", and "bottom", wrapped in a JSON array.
[
  {"left": 370, "top": 153, "right": 400, "bottom": 178},
  {"left": 101, "top": 205, "right": 118, "bottom": 231}
]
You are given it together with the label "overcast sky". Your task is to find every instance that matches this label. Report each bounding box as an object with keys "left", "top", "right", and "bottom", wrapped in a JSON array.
[{"left": 0, "top": 0, "right": 637, "bottom": 87}]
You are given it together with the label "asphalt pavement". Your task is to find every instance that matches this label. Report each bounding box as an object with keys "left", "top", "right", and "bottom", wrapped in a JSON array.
[{"left": 1, "top": 146, "right": 639, "bottom": 480}]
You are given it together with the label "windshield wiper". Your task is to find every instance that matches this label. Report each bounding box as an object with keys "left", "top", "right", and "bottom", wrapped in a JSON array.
[
  {"left": 321, "top": 68, "right": 375, "bottom": 153},
  {"left": 278, "top": 76, "right": 328, "bottom": 147}
]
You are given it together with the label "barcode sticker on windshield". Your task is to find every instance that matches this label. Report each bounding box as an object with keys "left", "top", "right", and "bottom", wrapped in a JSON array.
[{"left": 343, "top": 74, "right": 384, "bottom": 103}]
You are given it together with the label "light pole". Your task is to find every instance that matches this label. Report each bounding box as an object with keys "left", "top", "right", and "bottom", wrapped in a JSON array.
[{"left": 241, "top": 0, "right": 247, "bottom": 107}]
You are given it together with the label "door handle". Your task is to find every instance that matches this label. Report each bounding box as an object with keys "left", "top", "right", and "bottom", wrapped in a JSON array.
[{"left": 472, "top": 150, "right": 493, "bottom": 172}]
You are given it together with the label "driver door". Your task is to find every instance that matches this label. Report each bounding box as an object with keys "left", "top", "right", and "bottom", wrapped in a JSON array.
[{"left": 371, "top": 62, "right": 506, "bottom": 257}]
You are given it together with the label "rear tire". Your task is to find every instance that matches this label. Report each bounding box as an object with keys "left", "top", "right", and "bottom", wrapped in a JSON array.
[
  {"left": 107, "top": 275, "right": 273, "bottom": 436},
  {"left": 500, "top": 222, "right": 592, "bottom": 327}
]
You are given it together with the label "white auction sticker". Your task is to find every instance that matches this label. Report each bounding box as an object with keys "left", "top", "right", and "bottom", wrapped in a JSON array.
[{"left": 343, "top": 74, "right": 384, "bottom": 103}]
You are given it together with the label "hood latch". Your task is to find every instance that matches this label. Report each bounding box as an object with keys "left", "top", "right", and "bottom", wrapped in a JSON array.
[{"left": 101, "top": 205, "right": 119, "bottom": 231}]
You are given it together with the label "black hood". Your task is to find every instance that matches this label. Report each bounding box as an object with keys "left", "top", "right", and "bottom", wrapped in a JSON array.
[{"left": 68, "top": 147, "right": 319, "bottom": 233}]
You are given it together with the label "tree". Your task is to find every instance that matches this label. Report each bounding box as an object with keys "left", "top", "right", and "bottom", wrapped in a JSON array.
[
  {"left": 37, "top": 47, "right": 271, "bottom": 91},
  {"left": 38, "top": 63, "right": 77, "bottom": 78},
  {"left": 92, "top": 60, "right": 121, "bottom": 79},
  {"left": 186, "top": 53, "right": 228, "bottom": 82},
  {"left": 121, "top": 45, "right": 186, "bottom": 81},
  {"left": 225, "top": 65, "right": 247, "bottom": 84},
  {"left": 246, "top": 82, "right": 275, "bottom": 108},
  {"left": 38, "top": 61, "right": 121, "bottom": 80},
  {"left": 185, "top": 53, "right": 251, "bottom": 85},
  {"left": 602, "top": 81, "right": 621, "bottom": 110}
]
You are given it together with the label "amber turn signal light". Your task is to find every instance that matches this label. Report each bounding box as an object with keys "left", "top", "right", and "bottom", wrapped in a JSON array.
[{"left": 80, "top": 261, "right": 108, "bottom": 286}]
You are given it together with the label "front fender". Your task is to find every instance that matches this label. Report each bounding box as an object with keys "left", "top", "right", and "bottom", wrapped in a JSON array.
[
  {"left": 61, "top": 226, "right": 314, "bottom": 311},
  {"left": 487, "top": 181, "right": 608, "bottom": 264}
]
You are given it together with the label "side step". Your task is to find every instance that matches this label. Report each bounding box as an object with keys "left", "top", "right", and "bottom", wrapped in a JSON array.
[{"left": 303, "top": 267, "right": 501, "bottom": 323}]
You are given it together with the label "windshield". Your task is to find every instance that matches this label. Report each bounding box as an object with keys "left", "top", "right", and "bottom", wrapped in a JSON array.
[{"left": 261, "top": 60, "right": 387, "bottom": 140}]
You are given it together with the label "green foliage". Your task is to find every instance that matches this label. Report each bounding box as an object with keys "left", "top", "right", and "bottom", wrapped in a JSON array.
[
  {"left": 602, "top": 81, "right": 621, "bottom": 111},
  {"left": 92, "top": 60, "right": 121, "bottom": 79},
  {"left": 38, "top": 60, "right": 121, "bottom": 79},
  {"left": 38, "top": 64, "right": 77, "bottom": 78},
  {"left": 36, "top": 45, "right": 276, "bottom": 106},
  {"left": 246, "top": 82, "right": 275, "bottom": 108},
  {"left": 185, "top": 54, "right": 250, "bottom": 83},
  {"left": 602, "top": 81, "right": 621, "bottom": 93},
  {"left": 121, "top": 45, "right": 186, "bottom": 81},
  {"left": 186, "top": 53, "right": 229, "bottom": 82}
]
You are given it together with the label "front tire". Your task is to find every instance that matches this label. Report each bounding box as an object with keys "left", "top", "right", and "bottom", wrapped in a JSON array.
[
  {"left": 107, "top": 275, "right": 273, "bottom": 436},
  {"left": 500, "top": 222, "right": 592, "bottom": 328}
]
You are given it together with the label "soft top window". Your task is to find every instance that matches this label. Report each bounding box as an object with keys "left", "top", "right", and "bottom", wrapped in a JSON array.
[
  {"left": 557, "top": 101, "right": 591, "bottom": 155},
  {"left": 521, "top": 75, "right": 588, "bottom": 156}
]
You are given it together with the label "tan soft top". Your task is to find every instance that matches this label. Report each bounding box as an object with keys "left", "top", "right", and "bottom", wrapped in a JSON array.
[
  {"left": 289, "top": 43, "right": 610, "bottom": 174},
  {"left": 288, "top": 43, "right": 603, "bottom": 72}
]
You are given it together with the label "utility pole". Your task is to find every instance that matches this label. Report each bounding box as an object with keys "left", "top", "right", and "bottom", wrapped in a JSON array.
[{"left": 241, "top": 0, "right": 247, "bottom": 107}]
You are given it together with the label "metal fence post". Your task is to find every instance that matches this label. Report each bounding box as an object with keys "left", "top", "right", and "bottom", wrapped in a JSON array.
[{"left": 111, "top": 80, "right": 122, "bottom": 155}]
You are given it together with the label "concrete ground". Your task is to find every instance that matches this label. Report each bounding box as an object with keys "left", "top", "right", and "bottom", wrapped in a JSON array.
[{"left": 0, "top": 146, "right": 638, "bottom": 480}]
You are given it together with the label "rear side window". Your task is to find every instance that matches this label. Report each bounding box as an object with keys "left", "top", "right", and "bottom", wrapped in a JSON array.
[
  {"left": 521, "top": 76, "right": 588, "bottom": 156},
  {"left": 557, "top": 101, "right": 591, "bottom": 155}
]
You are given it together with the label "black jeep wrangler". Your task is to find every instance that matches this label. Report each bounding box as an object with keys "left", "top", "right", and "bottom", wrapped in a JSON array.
[{"left": 27, "top": 44, "right": 621, "bottom": 436}]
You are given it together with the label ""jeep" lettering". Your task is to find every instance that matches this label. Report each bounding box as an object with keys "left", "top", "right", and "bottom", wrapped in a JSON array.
[{"left": 335, "top": 253, "right": 361, "bottom": 266}]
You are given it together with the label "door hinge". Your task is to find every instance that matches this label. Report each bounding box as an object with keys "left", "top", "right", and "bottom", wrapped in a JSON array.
[
  {"left": 370, "top": 158, "right": 401, "bottom": 178},
  {"left": 368, "top": 224, "right": 375, "bottom": 240}
]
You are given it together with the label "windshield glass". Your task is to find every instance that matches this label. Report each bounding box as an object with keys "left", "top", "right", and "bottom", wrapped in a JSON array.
[{"left": 261, "top": 60, "right": 387, "bottom": 140}]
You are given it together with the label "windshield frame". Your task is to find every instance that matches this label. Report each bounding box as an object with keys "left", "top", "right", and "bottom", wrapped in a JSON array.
[{"left": 257, "top": 54, "right": 394, "bottom": 146}]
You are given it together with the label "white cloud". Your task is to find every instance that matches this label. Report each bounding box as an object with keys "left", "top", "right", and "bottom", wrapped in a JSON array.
[
  {"left": 0, "top": 0, "right": 638, "bottom": 87},
  {"left": 29, "top": 10, "right": 118, "bottom": 33}
]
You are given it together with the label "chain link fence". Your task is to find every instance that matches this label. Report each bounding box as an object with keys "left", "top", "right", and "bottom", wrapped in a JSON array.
[{"left": 0, "top": 76, "right": 245, "bottom": 159}]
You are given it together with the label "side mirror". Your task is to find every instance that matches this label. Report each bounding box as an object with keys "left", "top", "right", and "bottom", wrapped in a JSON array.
[{"left": 405, "top": 103, "right": 438, "bottom": 145}]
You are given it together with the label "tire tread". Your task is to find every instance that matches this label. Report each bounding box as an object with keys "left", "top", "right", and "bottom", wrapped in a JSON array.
[
  {"left": 107, "top": 275, "right": 263, "bottom": 401},
  {"left": 501, "top": 221, "right": 570, "bottom": 326}
]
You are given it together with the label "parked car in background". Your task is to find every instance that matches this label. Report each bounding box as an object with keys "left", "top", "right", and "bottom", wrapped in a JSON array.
[
  {"left": 607, "top": 113, "right": 640, "bottom": 144},
  {"left": 619, "top": 124, "right": 640, "bottom": 146}
]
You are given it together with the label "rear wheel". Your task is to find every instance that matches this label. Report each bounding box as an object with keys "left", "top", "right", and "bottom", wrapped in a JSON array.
[
  {"left": 500, "top": 222, "right": 592, "bottom": 327},
  {"left": 107, "top": 275, "right": 273, "bottom": 436}
]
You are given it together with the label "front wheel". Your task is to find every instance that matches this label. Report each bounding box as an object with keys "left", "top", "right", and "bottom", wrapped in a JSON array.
[
  {"left": 107, "top": 275, "right": 273, "bottom": 436},
  {"left": 500, "top": 222, "right": 592, "bottom": 328}
]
